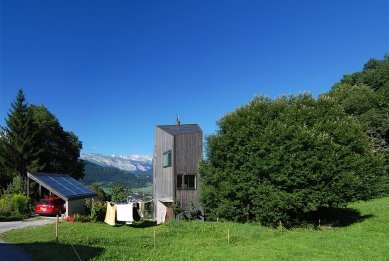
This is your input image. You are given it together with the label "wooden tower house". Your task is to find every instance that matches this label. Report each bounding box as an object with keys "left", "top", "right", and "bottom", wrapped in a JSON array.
[{"left": 153, "top": 118, "right": 203, "bottom": 223}]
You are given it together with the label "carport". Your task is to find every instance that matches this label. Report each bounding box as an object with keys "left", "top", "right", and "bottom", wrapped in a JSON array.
[{"left": 27, "top": 172, "right": 97, "bottom": 217}]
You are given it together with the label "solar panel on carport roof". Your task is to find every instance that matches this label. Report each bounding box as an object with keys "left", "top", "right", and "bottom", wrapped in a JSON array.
[{"left": 34, "top": 174, "right": 95, "bottom": 198}]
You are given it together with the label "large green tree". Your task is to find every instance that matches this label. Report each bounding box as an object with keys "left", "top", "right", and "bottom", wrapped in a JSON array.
[
  {"left": 339, "top": 54, "right": 389, "bottom": 91},
  {"left": 0, "top": 90, "right": 41, "bottom": 186},
  {"left": 329, "top": 55, "right": 389, "bottom": 172},
  {"left": 200, "top": 94, "right": 386, "bottom": 226},
  {"left": 0, "top": 90, "right": 84, "bottom": 189},
  {"left": 30, "top": 105, "right": 84, "bottom": 180}
]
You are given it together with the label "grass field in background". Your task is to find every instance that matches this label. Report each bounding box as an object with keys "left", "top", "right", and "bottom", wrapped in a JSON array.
[{"left": 1, "top": 196, "right": 389, "bottom": 260}]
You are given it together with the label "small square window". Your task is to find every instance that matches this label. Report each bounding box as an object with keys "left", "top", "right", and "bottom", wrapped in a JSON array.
[
  {"left": 184, "top": 175, "right": 196, "bottom": 189},
  {"left": 177, "top": 174, "right": 196, "bottom": 190}
]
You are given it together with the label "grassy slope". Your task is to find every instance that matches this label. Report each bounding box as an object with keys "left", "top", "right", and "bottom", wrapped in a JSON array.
[{"left": 1, "top": 197, "right": 389, "bottom": 260}]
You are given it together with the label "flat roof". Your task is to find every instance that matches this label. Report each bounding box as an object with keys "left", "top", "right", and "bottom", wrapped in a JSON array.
[
  {"left": 156, "top": 124, "right": 202, "bottom": 136},
  {"left": 28, "top": 172, "right": 97, "bottom": 201}
]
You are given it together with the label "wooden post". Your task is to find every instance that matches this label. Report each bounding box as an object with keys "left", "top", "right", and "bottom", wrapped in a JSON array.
[
  {"left": 153, "top": 229, "right": 156, "bottom": 249},
  {"left": 56, "top": 214, "right": 59, "bottom": 242},
  {"left": 26, "top": 177, "right": 29, "bottom": 198},
  {"left": 227, "top": 228, "right": 230, "bottom": 243}
]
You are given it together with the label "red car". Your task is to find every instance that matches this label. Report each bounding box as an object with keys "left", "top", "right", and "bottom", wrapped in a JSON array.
[{"left": 35, "top": 197, "right": 66, "bottom": 216}]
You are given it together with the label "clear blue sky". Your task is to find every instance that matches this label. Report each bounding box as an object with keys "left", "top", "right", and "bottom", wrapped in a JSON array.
[{"left": 1, "top": 0, "right": 388, "bottom": 156}]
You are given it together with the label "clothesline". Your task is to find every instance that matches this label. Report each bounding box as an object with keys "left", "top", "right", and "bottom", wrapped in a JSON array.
[
  {"left": 104, "top": 200, "right": 147, "bottom": 226},
  {"left": 126, "top": 198, "right": 153, "bottom": 204}
]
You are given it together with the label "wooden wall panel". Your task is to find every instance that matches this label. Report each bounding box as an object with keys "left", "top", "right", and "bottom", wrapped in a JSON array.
[
  {"left": 153, "top": 125, "right": 203, "bottom": 221},
  {"left": 153, "top": 128, "right": 174, "bottom": 201},
  {"left": 174, "top": 131, "right": 203, "bottom": 211}
]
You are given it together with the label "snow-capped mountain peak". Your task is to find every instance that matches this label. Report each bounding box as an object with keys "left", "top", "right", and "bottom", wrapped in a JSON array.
[{"left": 80, "top": 153, "right": 152, "bottom": 172}]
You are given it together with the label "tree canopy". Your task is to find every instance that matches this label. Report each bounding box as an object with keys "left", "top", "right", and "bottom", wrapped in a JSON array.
[
  {"left": 30, "top": 105, "right": 84, "bottom": 180},
  {"left": 0, "top": 90, "right": 41, "bottom": 187},
  {"left": 339, "top": 54, "right": 389, "bottom": 91},
  {"left": 0, "top": 90, "right": 84, "bottom": 189},
  {"left": 329, "top": 55, "right": 389, "bottom": 171},
  {"left": 201, "top": 92, "right": 387, "bottom": 226}
]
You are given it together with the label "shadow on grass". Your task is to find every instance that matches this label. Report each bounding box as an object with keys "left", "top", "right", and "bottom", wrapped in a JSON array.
[
  {"left": 15, "top": 242, "right": 104, "bottom": 261},
  {"left": 127, "top": 220, "right": 157, "bottom": 228},
  {"left": 306, "top": 207, "right": 374, "bottom": 228}
]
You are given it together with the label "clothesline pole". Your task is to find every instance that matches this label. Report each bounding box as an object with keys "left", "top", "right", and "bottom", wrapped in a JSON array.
[
  {"left": 55, "top": 214, "right": 58, "bottom": 241},
  {"left": 227, "top": 228, "right": 230, "bottom": 244},
  {"left": 154, "top": 229, "right": 156, "bottom": 249}
]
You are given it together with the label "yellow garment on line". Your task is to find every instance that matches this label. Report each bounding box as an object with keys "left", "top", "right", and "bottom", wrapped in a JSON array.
[{"left": 104, "top": 202, "right": 116, "bottom": 226}]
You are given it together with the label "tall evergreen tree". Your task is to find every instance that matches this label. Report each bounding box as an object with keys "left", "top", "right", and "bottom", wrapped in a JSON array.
[
  {"left": 0, "top": 90, "right": 41, "bottom": 182},
  {"left": 0, "top": 91, "right": 84, "bottom": 188}
]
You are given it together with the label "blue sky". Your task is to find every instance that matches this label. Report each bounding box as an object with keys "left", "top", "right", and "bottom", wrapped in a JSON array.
[{"left": 1, "top": 0, "right": 388, "bottom": 156}]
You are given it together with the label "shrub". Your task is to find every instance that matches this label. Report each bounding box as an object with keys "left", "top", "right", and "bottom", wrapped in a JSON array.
[
  {"left": 11, "top": 194, "right": 29, "bottom": 215},
  {"left": 86, "top": 199, "right": 106, "bottom": 222},
  {"left": 173, "top": 201, "right": 203, "bottom": 220},
  {"left": 0, "top": 193, "right": 29, "bottom": 220},
  {"left": 88, "top": 183, "right": 110, "bottom": 201},
  {"left": 0, "top": 214, "right": 24, "bottom": 221},
  {"left": 201, "top": 94, "right": 387, "bottom": 227},
  {"left": 73, "top": 213, "right": 93, "bottom": 223},
  {"left": 2, "top": 176, "right": 25, "bottom": 196},
  {"left": 110, "top": 183, "right": 131, "bottom": 202}
]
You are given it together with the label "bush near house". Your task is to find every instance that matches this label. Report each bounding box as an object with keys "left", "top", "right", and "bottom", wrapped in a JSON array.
[
  {"left": 85, "top": 199, "right": 107, "bottom": 222},
  {"left": 0, "top": 194, "right": 29, "bottom": 221},
  {"left": 200, "top": 55, "right": 389, "bottom": 227},
  {"left": 0, "top": 176, "right": 31, "bottom": 221},
  {"left": 200, "top": 94, "right": 387, "bottom": 227}
]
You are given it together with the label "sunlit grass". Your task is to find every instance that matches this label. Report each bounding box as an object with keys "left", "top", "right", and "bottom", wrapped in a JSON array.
[{"left": 1, "top": 197, "right": 389, "bottom": 260}]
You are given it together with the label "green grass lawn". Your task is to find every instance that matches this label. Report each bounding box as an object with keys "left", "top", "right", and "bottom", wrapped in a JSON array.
[{"left": 1, "top": 197, "right": 389, "bottom": 260}]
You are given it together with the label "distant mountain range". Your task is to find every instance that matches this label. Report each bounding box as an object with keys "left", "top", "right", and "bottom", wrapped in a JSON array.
[
  {"left": 80, "top": 153, "right": 153, "bottom": 189},
  {"left": 80, "top": 153, "right": 152, "bottom": 173}
]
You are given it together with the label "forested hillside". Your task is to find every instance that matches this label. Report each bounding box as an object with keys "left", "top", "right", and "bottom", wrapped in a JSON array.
[{"left": 81, "top": 161, "right": 152, "bottom": 189}]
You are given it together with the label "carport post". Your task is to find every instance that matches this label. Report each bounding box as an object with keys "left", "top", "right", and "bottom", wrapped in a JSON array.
[{"left": 26, "top": 177, "right": 29, "bottom": 198}]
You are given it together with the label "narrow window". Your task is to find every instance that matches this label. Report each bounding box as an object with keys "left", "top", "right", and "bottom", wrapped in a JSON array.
[
  {"left": 163, "top": 151, "right": 172, "bottom": 168},
  {"left": 177, "top": 174, "right": 183, "bottom": 189}
]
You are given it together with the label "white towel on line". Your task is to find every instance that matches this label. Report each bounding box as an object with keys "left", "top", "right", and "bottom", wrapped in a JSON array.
[{"left": 116, "top": 203, "right": 134, "bottom": 222}]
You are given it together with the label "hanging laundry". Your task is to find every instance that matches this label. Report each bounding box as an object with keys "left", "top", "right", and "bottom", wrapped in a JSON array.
[
  {"left": 133, "top": 203, "right": 141, "bottom": 222},
  {"left": 104, "top": 202, "right": 116, "bottom": 226},
  {"left": 156, "top": 201, "right": 167, "bottom": 224},
  {"left": 116, "top": 203, "right": 134, "bottom": 223},
  {"left": 138, "top": 201, "right": 145, "bottom": 218}
]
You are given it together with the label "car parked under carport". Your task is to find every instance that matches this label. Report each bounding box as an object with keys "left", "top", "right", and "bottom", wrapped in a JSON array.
[{"left": 27, "top": 172, "right": 97, "bottom": 217}]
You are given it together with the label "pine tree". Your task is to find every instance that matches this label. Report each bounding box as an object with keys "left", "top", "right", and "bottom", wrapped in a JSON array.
[{"left": 0, "top": 90, "right": 41, "bottom": 180}]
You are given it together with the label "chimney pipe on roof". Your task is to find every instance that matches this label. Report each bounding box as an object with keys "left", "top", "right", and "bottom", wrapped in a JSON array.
[{"left": 176, "top": 114, "right": 181, "bottom": 126}]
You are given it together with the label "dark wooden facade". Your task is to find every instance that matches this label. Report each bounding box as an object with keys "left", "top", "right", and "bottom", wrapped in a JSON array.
[{"left": 153, "top": 123, "right": 203, "bottom": 223}]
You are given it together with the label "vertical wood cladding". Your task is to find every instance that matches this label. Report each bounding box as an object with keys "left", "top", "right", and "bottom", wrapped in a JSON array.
[
  {"left": 153, "top": 124, "right": 203, "bottom": 220},
  {"left": 153, "top": 127, "right": 174, "bottom": 201},
  {"left": 174, "top": 132, "right": 202, "bottom": 208}
]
